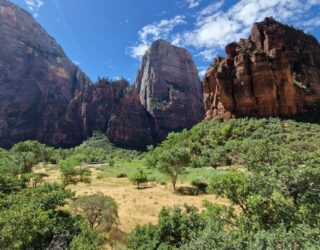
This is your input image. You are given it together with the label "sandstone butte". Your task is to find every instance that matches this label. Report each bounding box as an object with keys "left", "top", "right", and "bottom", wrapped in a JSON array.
[{"left": 204, "top": 17, "right": 320, "bottom": 120}]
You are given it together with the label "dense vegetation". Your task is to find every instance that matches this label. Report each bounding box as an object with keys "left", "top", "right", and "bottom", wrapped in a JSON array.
[
  {"left": 130, "top": 118, "right": 320, "bottom": 249},
  {"left": 0, "top": 133, "right": 137, "bottom": 249},
  {"left": 0, "top": 118, "right": 320, "bottom": 249}
]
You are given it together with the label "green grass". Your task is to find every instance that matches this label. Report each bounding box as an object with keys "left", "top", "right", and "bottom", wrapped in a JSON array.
[{"left": 99, "top": 159, "right": 226, "bottom": 184}]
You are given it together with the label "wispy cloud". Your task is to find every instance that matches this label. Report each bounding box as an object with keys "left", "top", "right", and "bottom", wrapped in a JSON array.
[
  {"left": 128, "top": 15, "right": 186, "bottom": 59},
  {"left": 24, "top": 0, "right": 44, "bottom": 17},
  {"left": 181, "top": 0, "right": 320, "bottom": 61},
  {"left": 129, "top": 0, "right": 320, "bottom": 63},
  {"left": 185, "top": 0, "right": 201, "bottom": 9}
]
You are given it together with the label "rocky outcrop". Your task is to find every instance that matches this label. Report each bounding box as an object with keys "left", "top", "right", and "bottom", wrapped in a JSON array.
[
  {"left": 0, "top": 0, "right": 90, "bottom": 148},
  {"left": 204, "top": 17, "right": 320, "bottom": 119},
  {"left": 135, "top": 39, "right": 204, "bottom": 141}
]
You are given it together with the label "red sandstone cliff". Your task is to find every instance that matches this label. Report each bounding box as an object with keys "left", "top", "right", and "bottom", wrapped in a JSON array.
[{"left": 204, "top": 17, "right": 320, "bottom": 119}]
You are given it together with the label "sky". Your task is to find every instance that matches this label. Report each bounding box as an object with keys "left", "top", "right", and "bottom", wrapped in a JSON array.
[{"left": 10, "top": 0, "right": 320, "bottom": 83}]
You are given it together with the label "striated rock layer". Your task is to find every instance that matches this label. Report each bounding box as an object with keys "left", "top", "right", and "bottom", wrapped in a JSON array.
[
  {"left": 0, "top": 0, "right": 90, "bottom": 148},
  {"left": 135, "top": 39, "right": 204, "bottom": 141},
  {"left": 204, "top": 17, "right": 320, "bottom": 119}
]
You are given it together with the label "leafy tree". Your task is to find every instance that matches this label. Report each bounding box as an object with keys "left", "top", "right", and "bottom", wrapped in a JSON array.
[
  {"left": 40, "top": 145, "right": 55, "bottom": 166},
  {"left": 68, "top": 221, "right": 105, "bottom": 250},
  {"left": 0, "top": 174, "right": 25, "bottom": 197},
  {"left": 71, "top": 193, "right": 118, "bottom": 232},
  {"left": 0, "top": 184, "right": 72, "bottom": 250},
  {"left": 60, "top": 155, "right": 92, "bottom": 186},
  {"left": 129, "top": 169, "right": 148, "bottom": 189},
  {"left": 0, "top": 149, "right": 21, "bottom": 175},
  {"left": 157, "top": 148, "right": 191, "bottom": 190},
  {"left": 126, "top": 205, "right": 205, "bottom": 250},
  {"left": 23, "top": 172, "right": 48, "bottom": 187},
  {"left": 10, "top": 140, "right": 44, "bottom": 173}
]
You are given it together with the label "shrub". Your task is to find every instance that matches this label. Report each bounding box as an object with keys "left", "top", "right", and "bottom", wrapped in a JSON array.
[
  {"left": 116, "top": 173, "right": 127, "bottom": 178},
  {"left": 10, "top": 140, "right": 44, "bottom": 173},
  {"left": 191, "top": 179, "right": 208, "bottom": 193},
  {"left": 129, "top": 169, "right": 148, "bottom": 189},
  {"left": 60, "top": 155, "right": 91, "bottom": 186},
  {"left": 71, "top": 193, "right": 118, "bottom": 232},
  {"left": 126, "top": 205, "right": 205, "bottom": 249}
]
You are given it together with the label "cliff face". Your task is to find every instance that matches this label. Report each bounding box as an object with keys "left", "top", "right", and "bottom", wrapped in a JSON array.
[
  {"left": 53, "top": 79, "right": 154, "bottom": 150},
  {"left": 135, "top": 39, "right": 204, "bottom": 141},
  {"left": 57, "top": 39, "right": 205, "bottom": 150},
  {"left": 0, "top": 0, "right": 90, "bottom": 148},
  {"left": 0, "top": 1, "right": 202, "bottom": 150},
  {"left": 204, "top": 17, "right": 320, "bottom": 119}
]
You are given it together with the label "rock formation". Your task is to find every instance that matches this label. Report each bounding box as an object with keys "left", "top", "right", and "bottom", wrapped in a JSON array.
[
  {"left": 0, "top": 0, "right": 203, "bottom": 149},
  {"left": 54, "top": 79, "right": 155, "bottom": 150},
  {"left": 0, "top": 0, "right": 90, "bottom": 148},
  {"left": 204, "top": 17, "right": 320, "bottom": 119},
  {"left": 135, "top": 39, "right": 204, "bottom": 141},
  {"left": 57, "top": 39, "right": 205, "bottom": 149}
]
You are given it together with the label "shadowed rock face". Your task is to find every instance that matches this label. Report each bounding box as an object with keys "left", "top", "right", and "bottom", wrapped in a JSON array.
[
  {"left": 204, "top": 17, "right": 320, "bottom": 119},
  {"left": 0, "top": 0, "right": 90, "bottom": 148},
  {"left": 54, "top": 79, "right": 155, "bottom": 150},
  {"left": 0, "top": 1, "right": 203, "bottom": 150},
  {"left": 135, "top": 39, "right": 204, "bottom": 141}
]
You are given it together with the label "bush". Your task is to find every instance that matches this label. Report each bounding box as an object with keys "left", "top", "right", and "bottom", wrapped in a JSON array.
[
  {"left": 126, "top": 205, "right": 205, "bottom": 249},
  {"left": 129, "top": 169, "right": 148, "bottom": 189},
  {"left": 60, "top": 155, "right": 91, "bottom": 186},
  {"left": 10, "top": 140, "right": 45, "bottom": 173},
  {"left": 71, "top": 193, "right": 118, "bottom": 232},
  {"left": 191, "top": 179, "right": 208, "bottom": 193},
  {"left": 116, "top": 173, "right": 127, "bottom": 178}
]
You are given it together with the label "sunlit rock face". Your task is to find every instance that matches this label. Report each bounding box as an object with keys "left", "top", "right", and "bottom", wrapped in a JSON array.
[
  {"left": 0, "top": 0, "right": 90, "bottom": 148},
  {"left": 204, "top": 17, "right": 320, "bottom": 120},
  {"left": 135, "top": 39, "right": 204, "bottom": 141}
]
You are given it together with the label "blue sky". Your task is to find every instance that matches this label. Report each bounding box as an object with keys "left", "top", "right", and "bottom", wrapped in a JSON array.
[{"left": 11, "top": 0, "right": 320, "bottom": 83}]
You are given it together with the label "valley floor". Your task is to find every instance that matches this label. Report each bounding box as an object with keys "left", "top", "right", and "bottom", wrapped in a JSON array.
[{"left": 35, "top": 162, "right": 229, "bottom": 233}]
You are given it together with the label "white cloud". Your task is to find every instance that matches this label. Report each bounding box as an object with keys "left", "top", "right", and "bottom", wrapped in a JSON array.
[
  {"left": 197, "top": 66, "right": 207, "bottom": 77},
  {"left": 181, "top": 0, "right": 320, "bottom": 61},
  {"left": 186, "top": 0, "right": 201, "bottom": 9},
  {"left": 25, "top": 0, "right": 44, "bottom": 17},
  {"left": 129, "top": 0, "right": 320, "bottom": 63},
  {"left": 302, "top": 17, "right": 320, "bottom": 28},
  {"left": 72, "top": 60, "right": 81, "bottom": 66},
  {"left": 128, "top": 15, "right": 186, "bottom": 59}
]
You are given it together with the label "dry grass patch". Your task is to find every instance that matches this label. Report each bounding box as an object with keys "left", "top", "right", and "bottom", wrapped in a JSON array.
[{"left": 36, "top": 166, "right": 229, "bottom": 233}]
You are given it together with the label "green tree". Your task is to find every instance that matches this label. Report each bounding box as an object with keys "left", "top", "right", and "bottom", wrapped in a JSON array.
[
  {"left": 60, "top": 155, "right": 92, "bottom": 186},
  {"left": 129, "top": 169, "right": 148, "bottom": 189},
  {"left": 126, "top": 205, "right": 205, "bottom": 250},
  {"left": 157, "top": 148, "right": 191, "bottom": 190},
  {"left": 71, "top": 193, "right": 118, "bottom": 232},
  {"left": 11, "top": 140, "right": 44, "bottom": 173},
  {"left": 0, "top": 149, "right": 21, "bottom": 175}
]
